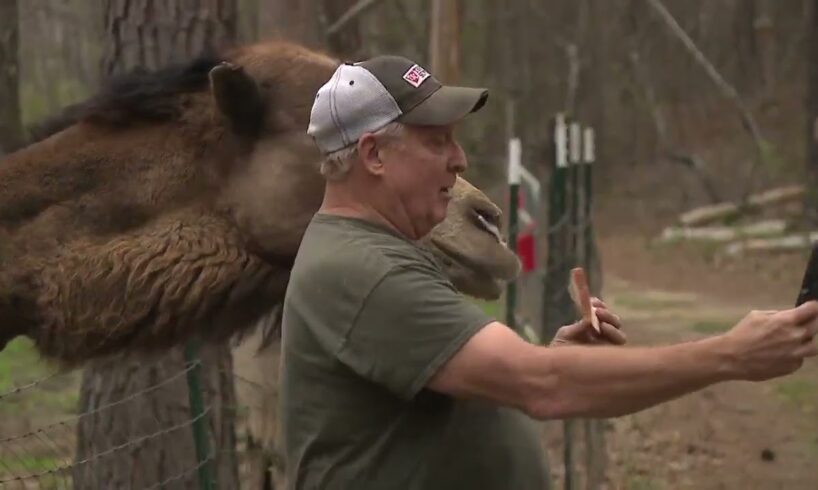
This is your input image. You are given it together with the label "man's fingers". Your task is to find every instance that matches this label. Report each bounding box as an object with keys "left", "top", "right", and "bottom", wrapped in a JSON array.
[
  {"left": 595, "top": 307, "right": 622, "bottom": 330},
  {"left": 555, "top": 321, "right": 585, "bottom": 341},
  {"left": 779, "top": 300, "right": 818, "bottom": 326},
  {"left": 805, "top": 318, "right": 818, "bottom": 338},
  {"left": 597, "top": 322, "right": 627, "bottom": 345},
  {"left": 795, "top": 339, "right": 818, "bottom": 358}
]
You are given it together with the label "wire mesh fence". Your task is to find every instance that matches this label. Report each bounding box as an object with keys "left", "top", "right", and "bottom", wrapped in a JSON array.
[{"left": 0, "top": 335, "right": 278, "bottom": 490}]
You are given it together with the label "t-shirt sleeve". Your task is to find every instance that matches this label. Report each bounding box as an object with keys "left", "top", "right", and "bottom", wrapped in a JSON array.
[{"left": 334, "top": 264, "right": 495, "bottom": 400}]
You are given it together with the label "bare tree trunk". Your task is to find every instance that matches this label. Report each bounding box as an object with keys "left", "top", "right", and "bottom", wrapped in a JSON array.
[
  {"left": 429, "top": 0, "right": 461, "bottom": 83},
  {"left": 258, "top": 0, "right": 323, "bottom": 49},
  {"left": 258, "top": 0, "right": 362, "bottom": 58},
  {"left": 322, "top": 0, "right": 365, "bottom": 58},
  {"left": 73, "top": 348, "right": 240, "bottom": 489},
  {"left": 0, "top": 0, "right": 23, "bottom": 155},
  {"left": 755, "top": 0, "right": 776, "bottom": 97},
  {"left": 732, "top": 0, "right": 760, "bottom": 95},
  {"left": 102, "top": 0, "right": 237, "bottom": 74},
  {"left": 73, "top": 2, "right": 240, "bottom": 489},
  {"left": 806, "top": 0, "right": 818, "bottom": 225},
  {"left": 238, "top": 0, "right": 261, "bottom": 42}
]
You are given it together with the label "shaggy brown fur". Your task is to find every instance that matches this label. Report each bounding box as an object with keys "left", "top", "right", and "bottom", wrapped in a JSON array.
[{"left": 0, "top": 40, "right": 520, "bottom": 367}]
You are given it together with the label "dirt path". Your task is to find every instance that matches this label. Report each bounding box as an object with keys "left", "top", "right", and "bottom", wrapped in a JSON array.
[{"left": 547, "top": 273, "right": 818, "bottom": 489}]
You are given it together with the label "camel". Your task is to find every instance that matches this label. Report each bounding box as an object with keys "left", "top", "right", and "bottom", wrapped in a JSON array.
[
  {"left": 0, "top": 39, "right": 520, "bottom": 367},
  {"left": 0, "top": 39, "right": 522, "bottom": 489}
]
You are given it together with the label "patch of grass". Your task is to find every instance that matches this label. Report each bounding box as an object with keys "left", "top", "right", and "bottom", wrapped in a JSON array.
[
  {"left": 472, "top": 299, "right": 504, "bottom": 320},
  {"left": 690, "top": 319, "right": 733, "bottom": 335},
  {"left": 626, "top": 477, "right": 663, "bottom": 490},
  {"left": 775, "top": 379, "right": 816, "bottom": 411},
  {"left": 0, "top": 338, "right": 79, "bottom": 416},
  {"left": 0, "top": 454, "right": 64, "bottom": 473},
  {"left": 0, "top": 338, "right": 52, "bottom": 392},
  {"left": 0, "top": 454, "right": 69, "bottom": 489},
  {"left": 620, "top": 460, "right": 664, "bottom": 490},
  {"left": 20, "top": 79, "right": 92, "bottom": 129},
  {"left": 468, "top": 299, "right": 540, "bottom": 344},
  {"left": 697, "top": 239, "right": 729, "bottom": 263},
  {"left": 613, "top": 292, "right": 695, "bottom": 311},
  {"left": 803, "top": 433, "right": 818, "bottom": 460}
]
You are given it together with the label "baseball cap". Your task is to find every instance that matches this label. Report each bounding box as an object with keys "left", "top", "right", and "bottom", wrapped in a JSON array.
[{"left": 307, "top": 55, "right": 488, "bottom": 154}]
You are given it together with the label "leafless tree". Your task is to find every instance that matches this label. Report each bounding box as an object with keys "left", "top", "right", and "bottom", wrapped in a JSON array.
[
  {"left": 0, "top": 0, "right": 22, "bottom": 155},
  {"left": 805, "top": 0, "right": 818, "bottom": 225}
]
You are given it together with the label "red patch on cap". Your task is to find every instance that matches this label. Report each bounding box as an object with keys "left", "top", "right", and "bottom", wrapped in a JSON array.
[{"left": 402, "top": 64, "right": 430, "bottom": 88}]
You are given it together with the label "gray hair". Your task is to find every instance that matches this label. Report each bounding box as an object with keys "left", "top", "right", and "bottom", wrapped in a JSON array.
[{"left": 320, "top": 121, "right": 405, "bottom": 181}]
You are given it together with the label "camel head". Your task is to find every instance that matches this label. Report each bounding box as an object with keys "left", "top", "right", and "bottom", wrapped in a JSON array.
[
  {"left": 209, "top": 41, "right": 520, "bottom": 300},
  {"left": 423, "top": 178, "right": 520, "bottom": 299}
]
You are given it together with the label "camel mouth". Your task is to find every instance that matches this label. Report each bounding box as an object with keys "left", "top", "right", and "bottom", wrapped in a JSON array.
[{"left": 429, "top": 237, "right": 505, "bottom": 286}]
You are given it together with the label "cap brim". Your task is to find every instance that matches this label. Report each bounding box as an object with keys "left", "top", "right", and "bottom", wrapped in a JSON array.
[{"left": 398, "top": 86, "right": 488, "bottom": 126}]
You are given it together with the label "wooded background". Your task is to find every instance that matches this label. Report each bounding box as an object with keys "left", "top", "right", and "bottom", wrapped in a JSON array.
[
  {"left": 3, "top": 0, "right": 817, "bottom": 213},
  {"left": 2, "top": 1, "right": 818, "bottom": 489}
]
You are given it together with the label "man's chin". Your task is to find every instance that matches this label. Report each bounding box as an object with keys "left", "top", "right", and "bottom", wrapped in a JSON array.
[{"left": 430, "top": 211, "right": 449, "bottom": 230}]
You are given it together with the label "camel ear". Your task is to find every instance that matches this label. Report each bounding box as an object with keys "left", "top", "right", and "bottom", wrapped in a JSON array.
[{"left": 209, "top": 62, "right": 265, "bottom": 138}]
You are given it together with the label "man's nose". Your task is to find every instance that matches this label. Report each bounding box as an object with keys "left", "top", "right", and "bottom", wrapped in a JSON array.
[{"left": 449, "top": 143, "right": 467, "bottom": 173}]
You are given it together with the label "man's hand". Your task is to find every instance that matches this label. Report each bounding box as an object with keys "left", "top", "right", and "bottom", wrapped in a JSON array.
[
  {"left": 551, "top": 298, "right": 626, "bottom": 347},
  {"left": 722, "top": 301, "right": 818, "bottom": 381}
]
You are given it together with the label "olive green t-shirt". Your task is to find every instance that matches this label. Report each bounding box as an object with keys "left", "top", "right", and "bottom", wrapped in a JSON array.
[{"left": 279, "top": 213, "right": 550, "bottom": 490}]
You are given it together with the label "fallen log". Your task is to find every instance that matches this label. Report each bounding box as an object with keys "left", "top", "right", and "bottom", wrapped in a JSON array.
[
  {"left": 679, "top": 185, "right": 803, "bottom": 227},
  {"left": 659, "top": 219, "right": 786, "bottom": 243},
  {"left": 723, "top": 232, "right": 818, "bottom": 256}
]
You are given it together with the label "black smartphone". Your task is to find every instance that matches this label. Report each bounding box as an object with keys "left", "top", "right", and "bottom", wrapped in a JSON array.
[{"left": 796, "top": 241, "right": 818, "bottom": 306}]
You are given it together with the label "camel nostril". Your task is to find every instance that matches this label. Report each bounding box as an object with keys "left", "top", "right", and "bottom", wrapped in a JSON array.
[{"left": 472, "top": 207, "right": 502, "bottom": 242}]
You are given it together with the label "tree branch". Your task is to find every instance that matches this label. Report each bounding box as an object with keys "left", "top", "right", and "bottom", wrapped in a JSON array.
[
  {"left": 326, "top": 0, "right": 385, "bottom": 36},
  {"left": 643, "top": 0, "right": 769, "bottom": 202},
  {"left": 628, "top": 49, "right": 723, "bottom": 203},
  {"left": 562, "top": 44, "right": 580, "bottom": 114}
]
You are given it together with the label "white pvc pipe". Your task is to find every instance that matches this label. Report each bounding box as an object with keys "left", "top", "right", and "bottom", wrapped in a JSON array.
[{"left": 508, "top": 137, "right": 522, "bottom": 185}]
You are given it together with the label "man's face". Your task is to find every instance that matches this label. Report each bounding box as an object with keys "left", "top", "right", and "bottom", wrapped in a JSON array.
[{"left": 379, "top": 124, "right": 468, "bottom": 238}]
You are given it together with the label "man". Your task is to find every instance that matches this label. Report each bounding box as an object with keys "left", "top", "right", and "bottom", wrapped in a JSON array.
[{"left": 279, "top": 55, "right": 818, "bottom": 489}]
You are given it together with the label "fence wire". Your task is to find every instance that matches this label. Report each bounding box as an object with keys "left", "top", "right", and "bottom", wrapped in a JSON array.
[{"left": 0, "top": 339, "right": 275, "bottom": 490}]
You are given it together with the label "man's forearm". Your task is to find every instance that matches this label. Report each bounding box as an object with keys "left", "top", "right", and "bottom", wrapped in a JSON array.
[{"left": 521, "top": 335, "right": 736, "bottom": 419}]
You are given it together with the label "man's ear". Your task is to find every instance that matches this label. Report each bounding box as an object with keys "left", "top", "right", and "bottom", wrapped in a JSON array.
[
  {"left": 209, "top": 62, "right": 265, "bottom": 138},
  {"left": 358, "top": 133, "right": 385, "bottom": 176}
]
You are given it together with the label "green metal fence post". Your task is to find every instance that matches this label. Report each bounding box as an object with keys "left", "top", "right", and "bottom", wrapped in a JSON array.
[
  {"left": 542, "top": 112, "right": 575, "bottom": 490},
  {"left": 184, "top": 340, "right": 215, "bottom": 490},
  {"left": 543, "top": 113, "right": 569, "bottom": 343},
  {"left": 565, "top": 118, "right": 586, "bottom": 490}
]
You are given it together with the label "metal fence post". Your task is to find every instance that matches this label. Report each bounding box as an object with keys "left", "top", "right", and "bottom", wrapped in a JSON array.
[
  {"left": 543, "top": 113, "right": 571, "bottom": 343},
  {"left": 544, "top": 113, "right": 602, "bottom": 490},
  {"left": 184, "top": 340, "right": 215, "bottom": 490}
]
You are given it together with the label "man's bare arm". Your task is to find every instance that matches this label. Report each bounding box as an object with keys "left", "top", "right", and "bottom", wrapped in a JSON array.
[{"left": 428, "top": 302, "right": 818, "bottom": 419}]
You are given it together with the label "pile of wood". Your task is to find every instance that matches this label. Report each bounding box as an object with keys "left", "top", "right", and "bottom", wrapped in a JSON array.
[{"left": 657, "top": 185, "right": 818, "bottom": 255}]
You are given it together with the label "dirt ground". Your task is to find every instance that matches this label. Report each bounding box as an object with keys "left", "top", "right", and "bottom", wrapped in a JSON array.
[
  {"left": 591, "top": 269, "right": 815, "bottom": 490},
  {"left": 534, "top": 167, "right": 818, "bottom": 489}
]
